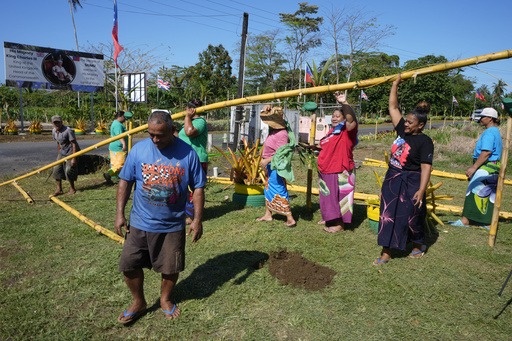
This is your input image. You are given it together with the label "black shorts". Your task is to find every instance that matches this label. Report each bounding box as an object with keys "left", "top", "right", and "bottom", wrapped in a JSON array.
[{"left": 118, "top": 226, "right": 186, "bottom": 275}]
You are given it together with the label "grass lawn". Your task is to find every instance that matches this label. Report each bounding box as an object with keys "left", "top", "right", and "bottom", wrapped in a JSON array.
[{"left": 1, "top": 123, "right": 511, "bottom": 340}]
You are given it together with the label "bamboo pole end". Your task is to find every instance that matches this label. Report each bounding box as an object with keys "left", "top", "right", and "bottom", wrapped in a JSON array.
[{"left": 488, "top": 234, "right": 496, "bottom": 247}]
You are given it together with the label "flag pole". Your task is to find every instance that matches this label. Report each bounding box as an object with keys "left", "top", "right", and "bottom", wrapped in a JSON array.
[
  {"left": 157, "top": 76, "right": 159, "bottom": 106},
  {"left": 115, "top": 63, "right": 118, "bottom": 111},
  {"left": 358, "top": 91, "right": 362, "bottom": 121}
]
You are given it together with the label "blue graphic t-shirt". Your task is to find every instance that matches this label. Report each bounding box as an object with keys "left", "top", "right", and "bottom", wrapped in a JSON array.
[
  {"left": 473, "top": 126, "right": 502, "bottom": 161},
  {"left": 119, "top": 137, "right": 206, "bottom": 233}
]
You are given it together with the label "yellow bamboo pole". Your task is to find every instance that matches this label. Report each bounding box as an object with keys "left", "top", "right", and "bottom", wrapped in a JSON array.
[
  {"left": 309, "top": 114, "right": 316, "bottom": 145},
  {"left": 2, "top": 49, "right": 512, "bottom": 189},
  {"left": 363, "top": 158, "right": 512, "bottom": 185},
  {"left": 128, "top": 119, "right": 133, "bottom": 152},
  {"left": 11, "top": 181, "right": 34, "bottom": 204},
  {"left": 207, "top": 176, "right": 512, "bottom": 220},
  {"left": 49, "top": 195, "right": 124, "bottom": 244},
  {"left": 489, "top": 116, "right": 512, "bottom": 247}
]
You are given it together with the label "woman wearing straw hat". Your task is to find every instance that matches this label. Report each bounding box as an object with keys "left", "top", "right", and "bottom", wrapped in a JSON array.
[
  {"left": 449, "top": 107, "right": 502, "bottom": 229},
  {"left": 256, "top": 105, "right": 296, "bottom": 227}
]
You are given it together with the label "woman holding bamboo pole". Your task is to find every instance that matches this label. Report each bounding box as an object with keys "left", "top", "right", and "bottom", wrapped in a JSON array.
[
  {"left": 374, "top": 74, "right": 434, "bottom": 265},
  {"left": 305, "top": 91, "right": 358, "bottom": 233},
  {"left": 449, "top": 108, "right": 502, "bottom": 229}
]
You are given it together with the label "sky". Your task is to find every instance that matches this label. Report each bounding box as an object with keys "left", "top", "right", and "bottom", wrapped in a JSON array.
[{"left": 1, "top": 0, "right": 512, "bottom": 94}]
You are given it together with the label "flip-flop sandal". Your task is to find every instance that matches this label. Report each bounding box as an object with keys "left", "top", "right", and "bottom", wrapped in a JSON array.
[
  {"left": 163, "top": 304, "right": 178, "bottom": 320},
  {"left": 323, "top": 227, "right": 342, "bottom": 233},
  {"left": 373, "top": 258, "right": 389, "bottom": 265},
  {"left": 409, "top": 250, "right": 424, "bottom": 258},
  {"left": 117, "top": 309, "right": 144, "bottom": 324},
  {"left": 448, "top": 219, "right": 470, "bottom": 227},
  {"left": 317, "top": 220, "right": 326, "bottom": 225}
]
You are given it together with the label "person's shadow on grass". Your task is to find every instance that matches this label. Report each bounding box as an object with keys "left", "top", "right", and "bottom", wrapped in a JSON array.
[{"left": 174, "top": 250, "right": 268, "bottom": 304}]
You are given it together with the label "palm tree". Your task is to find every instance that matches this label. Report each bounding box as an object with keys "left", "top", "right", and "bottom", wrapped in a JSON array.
[
  {"left": 68, "top": 0, "right": 83, "bottom": 52},
  {"left": 492, "top": 80, "right": 506, "bottom": 108}
]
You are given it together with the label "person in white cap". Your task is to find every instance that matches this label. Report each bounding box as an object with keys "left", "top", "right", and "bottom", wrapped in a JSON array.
[{"left": 449, "top": 107, "right": 502, "bottom": 229}]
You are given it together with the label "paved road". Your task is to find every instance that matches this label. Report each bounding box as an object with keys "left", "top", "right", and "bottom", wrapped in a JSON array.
[{"left": 0, "top": 121, "right": 464, "bottom": 177}]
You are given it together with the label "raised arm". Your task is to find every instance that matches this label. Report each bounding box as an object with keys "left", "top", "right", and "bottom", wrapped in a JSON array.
[
  {"left": 183, "top": 107, "right": 199, "bottom": 138},
  {"left": 334, "top": 91, "right": 357, "bottom": 131},
  {"left": 389, "top": 74, "right": 404, "bottom": 127}
]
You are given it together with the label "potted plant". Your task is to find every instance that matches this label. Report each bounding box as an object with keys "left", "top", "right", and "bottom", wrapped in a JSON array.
[
  {"left": 95, "top": 116, "right": 107, "bottom": 135},
  {"left": 5, "top": 119, "right": 18, "bottom": 135},
  {"left": 75, "top": 117, "right": 86, "bottom": 135},
  {"left": 29, "top": 119, "right": 42, "bottom": 134},
  {"left": 214, "top": 138, "right": 266, "bottom": 206}
]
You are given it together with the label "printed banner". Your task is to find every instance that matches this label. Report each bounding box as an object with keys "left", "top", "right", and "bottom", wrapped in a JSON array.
[{"left": 3, "top": 41, "right": 104, "bottom": 92}]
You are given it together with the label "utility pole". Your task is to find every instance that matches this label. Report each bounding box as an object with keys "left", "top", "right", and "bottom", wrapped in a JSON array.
[{"left": 230, "top": 12, "right": 248, "bottom": 150}]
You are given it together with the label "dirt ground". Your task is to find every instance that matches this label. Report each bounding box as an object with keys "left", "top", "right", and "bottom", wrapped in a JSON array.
[{"left": 268, "top": 248, "right": 337, "bottom": 291}]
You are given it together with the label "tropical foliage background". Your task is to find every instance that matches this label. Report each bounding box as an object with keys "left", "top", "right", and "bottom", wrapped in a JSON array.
[{"left": 1, "top": 2, "right": 510, "bottom": 129}]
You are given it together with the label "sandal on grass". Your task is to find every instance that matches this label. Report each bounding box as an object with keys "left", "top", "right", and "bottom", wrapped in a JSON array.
[
  {"left": 409, "top": 250, "right": 424, "bottom": 258},
  {"left": 163, "top": 304, "right": 179, "bottom": 320},
  {"left": 118, "top": 309, "right": 144, "bottom": 325},
  {"left": 373, "top": 258, "right": 388, "bottom": 265},
  {"left": 448, "top": 219, "right": 470, "bottom": 227}
]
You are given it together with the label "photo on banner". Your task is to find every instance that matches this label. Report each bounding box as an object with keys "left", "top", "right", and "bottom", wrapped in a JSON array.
[{"left": 3, "top": 41, "right": 104, "bottom": 92}]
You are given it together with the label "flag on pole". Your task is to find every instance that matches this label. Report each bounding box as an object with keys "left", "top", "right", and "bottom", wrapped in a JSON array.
[
  {"left": 112, "top": 0, "right": 124, "bottom": 67},
  {"left": 452, "top": 96, "right": 459, "bottom": 105},
  {"left": 158, "top": 76, "right": 170, "bottom": 91},
  {"left": 475, "top": 91, "right": 486, "bottom": 102},
  {"left": 361, "top": 90, "right": 369, "bottom": 101},
  {"left": 305, "top": 65, "right": 315, "bottom": 86}
]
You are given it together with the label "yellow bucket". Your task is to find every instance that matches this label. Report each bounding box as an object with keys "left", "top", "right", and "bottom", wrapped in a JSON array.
[
  {"left": 366, "top": 198, "right": 380, "bottom": 221},
  {"left": 234, "top": 183, "right": 264, "bottom": 195}
]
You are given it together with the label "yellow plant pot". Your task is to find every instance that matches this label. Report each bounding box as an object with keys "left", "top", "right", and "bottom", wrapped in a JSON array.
[
  {"left": 366, "top": 198, "right": 380, "bottom": 234},
  {"left": 95, "top": 129, "right": 107, "bottom": 135},
  {"left": 367, "top": 205, "right": 380, "bottom": 221},
  {"left": 75, "top": 129, "right": 85, "bottom": 135},
  {"left": 234, "top": 183, "right": 264, "bottom": 195}
]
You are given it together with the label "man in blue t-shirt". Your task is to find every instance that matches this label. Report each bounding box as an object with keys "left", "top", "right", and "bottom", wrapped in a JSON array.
[{"left": 115, "top": 111, "right": 206, "bottom": 324}]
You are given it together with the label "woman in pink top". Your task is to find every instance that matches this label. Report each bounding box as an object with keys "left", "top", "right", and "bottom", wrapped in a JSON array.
[
  {"left": 256, "top": 105, "right": 296, "bottom": 227},
  {"left": 306, "top": 92, "right": 358, "bottom": 233}
]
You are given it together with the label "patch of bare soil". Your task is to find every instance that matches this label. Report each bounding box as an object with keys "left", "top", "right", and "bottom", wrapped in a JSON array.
[{"left": 268, "top": 248, "right": 337, "bottom": 291}]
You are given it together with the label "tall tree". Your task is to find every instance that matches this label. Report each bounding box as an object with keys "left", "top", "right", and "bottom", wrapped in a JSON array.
[
  {"left": 351, "top": 52, "right": 400, "bottom": 115},
  {"left": 245, "top": 30, "right": 287, "bottom": 94},
  {"left": 330, "top": 7, "right": 396, "bottom": 85},
  {"left": 399, "top": 55, "right": 453, "bottom": 114},
  {"left": 492, "top": 80, "right": 506, "bottom": 108},
  {"left": 323, "top": 5, "right": 347, "bottom": 84},
  {"left": 193, "top": 44, "right": 236, "bottom": 102},
  {"left": 68, "top": 0, "right": 83, "bottom": 52},
  {"left": 279, "top": 2, "right": 323, "bottom": 90}
]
